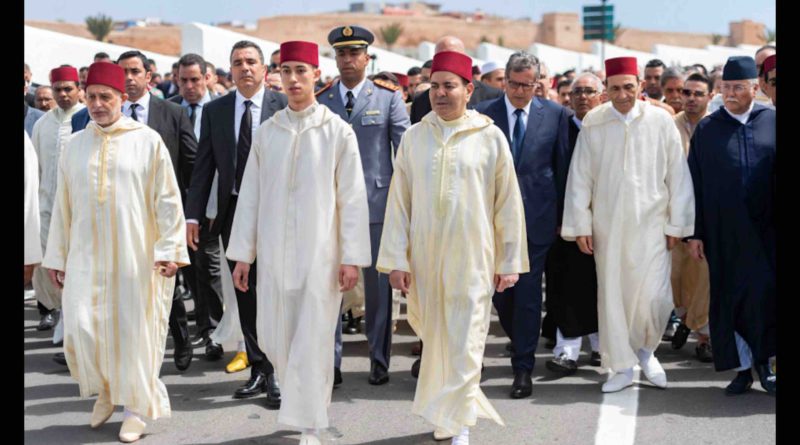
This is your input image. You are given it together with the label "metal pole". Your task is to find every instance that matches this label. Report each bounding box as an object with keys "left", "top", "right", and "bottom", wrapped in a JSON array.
[{"left": 601, "top": 0, "right": 606, "bottom": 65}]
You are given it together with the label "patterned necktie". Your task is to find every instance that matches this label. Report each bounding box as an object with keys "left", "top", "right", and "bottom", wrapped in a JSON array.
[
  {"left": 130, "top": 103, "right": 139, "bottom": 121},
  {"left": 189, "top": 103, "right": 198, "bottom": 127},
  {"left": 345, "top": 91, "right": 355, "bottom": 117},
  {"left": 235, "top": 100, "right": 253, "bottom": 193},
  {"left": 512, "top": 108, "right": 526, "bottom": 161}
]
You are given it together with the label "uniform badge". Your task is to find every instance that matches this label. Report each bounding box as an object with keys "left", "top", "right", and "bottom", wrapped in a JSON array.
[
  {"left": 343, "top": 26, "right": 353, "bottom": 37},
  {"left": 365, "top": 110, "right": 381, "bottom": 116}
]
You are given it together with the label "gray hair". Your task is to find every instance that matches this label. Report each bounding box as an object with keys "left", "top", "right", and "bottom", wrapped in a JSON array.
[
  {"left": 505, "top": 51, "right": 540, "bottom": 76},
  {"left": 571, "top": 72, "right": 604, "bottom": 93},
  {"left": 660, "top": 67, "right": 685, "bottom": 87}
]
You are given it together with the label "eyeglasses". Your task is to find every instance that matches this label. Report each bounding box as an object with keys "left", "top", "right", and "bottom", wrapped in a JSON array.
[
  {"left": 569, "top": 88, "right": 599, "bottom": 97},
  {"left": 681, "top": 89, "right": 707, "bottom": 98},
  {"left": 720, "top": 84, "right": 750, "bottom": 93},
  {"left": 507, "top": 80, "right": 537, "bottom": 91}
]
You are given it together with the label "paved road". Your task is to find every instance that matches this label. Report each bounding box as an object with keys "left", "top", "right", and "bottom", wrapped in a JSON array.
[{"left": 24, "top": 299, "right": 775, "bottom": 444}]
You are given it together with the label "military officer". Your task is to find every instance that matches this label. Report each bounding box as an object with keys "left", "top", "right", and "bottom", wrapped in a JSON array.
[{"left": 317, "top": 25, "right": 411, "bottom": 387}]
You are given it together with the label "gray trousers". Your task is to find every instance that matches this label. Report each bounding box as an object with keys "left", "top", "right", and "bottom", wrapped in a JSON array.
[{"left": 335, "top": 223, "right": 393, "bottom": 369}]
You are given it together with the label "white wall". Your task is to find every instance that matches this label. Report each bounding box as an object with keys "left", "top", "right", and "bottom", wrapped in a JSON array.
[
  {"left": 24, "top": 25, "right": 178, "bottom": 85},
  {"left": 477, "top": 43, "right": 516, "bottom": 67},
  {"left": 529, "top": 43, "right": 601, "bottom": 74},
  {"left": 360, "top": 45, "right": 424, "bottom": 75}
]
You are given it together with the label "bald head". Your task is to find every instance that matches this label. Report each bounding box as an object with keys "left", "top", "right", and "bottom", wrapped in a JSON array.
[{"left": 435, "top": 36, "right": 466, "bottom": 54}]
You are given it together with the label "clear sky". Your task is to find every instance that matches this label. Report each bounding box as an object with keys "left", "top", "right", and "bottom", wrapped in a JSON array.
[{"left": 24, "top": 0, "right": 775, "bottom": 35}]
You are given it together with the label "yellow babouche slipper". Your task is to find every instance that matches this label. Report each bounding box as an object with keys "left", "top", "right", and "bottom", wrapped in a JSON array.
[
  {"left": 226, "top": 351, "right": 250, "bottom": 374},
  {"left": 90, "top": 391, "right": 114, "bottom": 428}
]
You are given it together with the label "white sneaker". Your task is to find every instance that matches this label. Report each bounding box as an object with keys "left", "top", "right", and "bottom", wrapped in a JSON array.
[
  {"left": 602, "top": 370, "right": 634, "bottom": 393},
  {"left": 433, "top": 427, "right": 454, "bottom": 441},
  {"left": 451, "top": 427, "right": 469, "bottom": 445},
  {"left": 640, "top": 355, "right": 667, "bottom": 388}
]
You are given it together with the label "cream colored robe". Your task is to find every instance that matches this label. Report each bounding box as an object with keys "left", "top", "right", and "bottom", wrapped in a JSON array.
[
  {"left": 561, "top": 100, "right": 695, "bottom": 372},
  {"left": 376, "top": 110, "right": 529, "bottom": 435},
  {"left": 42, "top": 116, "right": 189, "bottom": 419},
  {"left": 31, "top": 103, "right": 85, "bottom": 310},
  {"left": 25, "top": 131, "right": 42, "bottom": 265},
  {"left": 226, "top": 103, "right": 371, "bottom": 430}
]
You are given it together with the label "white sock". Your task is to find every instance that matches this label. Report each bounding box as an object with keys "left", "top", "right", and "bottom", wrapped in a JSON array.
[
  {"left": 451, "top": 426, "right": 469, "bottom": 445},
  {"left": 674, "top": 307, "right": 687, "bottom": 318},
  {"left": 52, "top": 310, "right": 64, "bottom": 344},
  {"left": 637, "top": 348, "right": 653, "bottom": 365},
  {"left": 238, "top": 341, "right": 246, "bottom": 353},
  {"left": 123, "top": 407, "right": 144, "bottom": 422},
  {"left": 618, "top": 367, "right": 634, "bottom": 379}
]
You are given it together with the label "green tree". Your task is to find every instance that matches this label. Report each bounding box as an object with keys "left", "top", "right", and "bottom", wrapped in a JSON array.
[
  {"left": 763, "top": 28, "right": 776, "bottom": 43},
  {"left": 608, "top": 23, "right": 622, "bottom": 43},
  {"left": 711, "top": 33, "right": 724, "bottom": 45},
  {"left": 85, "top": 14, "right": 113, "bottom": 42},
  {"left": 480, "top": 35, "right": 490, "bottom": 43},
  {"left": 497, "top": 35, "right": 505, "bottom": 47},
  {"left": 379, "top": 23, "right": 404, "bottom": 49}
]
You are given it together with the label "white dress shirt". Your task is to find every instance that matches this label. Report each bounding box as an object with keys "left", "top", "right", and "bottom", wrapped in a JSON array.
[
  {"left": 339, "top": 78, "right": 367, "bottom": 107},
  {"left": 504, "top": 94, "right": 532, "bottom": 143},
  {"left": 123, "top": 92, "right": 152, "bottom": 125},
  {"left": 234, "top": 87, "right": 265, "bottom": 143},
  {"left": 180, "top": 91, "right": 213, "bottom": 140},
  {"left": 723, "top": 99, "right": 756, "bottom": 125}
]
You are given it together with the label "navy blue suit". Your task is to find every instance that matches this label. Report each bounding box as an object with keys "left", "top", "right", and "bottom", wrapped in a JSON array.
[{"left": 475, "top": 95, "right": 570, "bottom": 372}]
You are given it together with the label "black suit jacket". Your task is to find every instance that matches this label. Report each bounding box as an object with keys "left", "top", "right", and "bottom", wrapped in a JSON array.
[
  {"left": 147, "top": 95, "right": 198, "bottom": 199},
  {"left": 475, "top": 96, "right": 571, "bottom": 245},
  {"left": 409, "top": 79, "right": 503, "bottom": 124},
  {"left": 185, "top": 89, "right": 288, "bottom": 236}
]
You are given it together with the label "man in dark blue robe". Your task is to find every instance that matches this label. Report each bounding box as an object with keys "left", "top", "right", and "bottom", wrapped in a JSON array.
[{"left": 687, "top": 56, "right": 776, "bottom": 396}]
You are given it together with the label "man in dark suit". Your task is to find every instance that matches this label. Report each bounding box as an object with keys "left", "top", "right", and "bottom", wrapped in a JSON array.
[
  {"left": 169, "top": 53, "right": 225, "bottom": 363},
  {"left": 475, "top": 51, "right": 570, "bottom": 399},
  {"left": 409, "top": 37, "right": 502, "bottom": 124},
  {"left": 185, "top": 41, "right": 288, "bottom": 406},
  {"left": 116, "top": 50, "right": 199, "bottom": 372},
  {"left": 157, "top": 62, "right": 181, "bottom": 99}
]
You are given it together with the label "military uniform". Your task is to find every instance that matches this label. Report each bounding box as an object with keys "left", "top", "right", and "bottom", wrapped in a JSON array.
[{"left": 318, "top": 25, "right": 411, "bottom": 383}]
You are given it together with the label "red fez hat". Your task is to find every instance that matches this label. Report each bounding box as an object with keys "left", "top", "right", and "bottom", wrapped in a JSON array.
[
  {"left": 50, "top": 66, "right": 79, "bottom": 84},
  {"left": 763, "top": 54, "right": 776, "bottom": 74},
  {"left": 605, "top": 57, "right": 638, "bottom": 78},
  {"left": 86, "top": 62, "right": 125, "bottom": 93},
  {"left": 280, "top": 41, "right": 319, "bottom": 67},
  {"left": 431, "top": 51, "right": 473, "bottom": 83},
  {"left": 393, "top": 72, "right": 409, "bottom": 88}
]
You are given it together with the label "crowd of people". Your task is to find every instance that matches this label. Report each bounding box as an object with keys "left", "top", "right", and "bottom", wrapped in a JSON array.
[{"left": 23, "top": 25, "right": 776, "bottom": 445}]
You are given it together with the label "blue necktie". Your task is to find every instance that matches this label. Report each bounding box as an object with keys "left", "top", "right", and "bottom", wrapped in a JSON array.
[{"left": 512, "top": 108, "right": 525, "bottom": 161}]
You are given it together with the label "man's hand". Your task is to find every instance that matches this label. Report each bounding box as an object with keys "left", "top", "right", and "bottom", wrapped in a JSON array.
[
  {"left": 389, "top": 270, "right": 411, "bottom": 293},
  {"left": 232, "top": 262, "right": 250, "bottom": 293},
  {"left": 186, "top": 222, "right": 200, "bottom": 252},
  {"left": 24, "top": 265, "right": 35, "bottom": 286},
  {"left": 576, "top": 235, "right": 594, "bottom": 255},
  {"left": 687, "top": 240, "right": 705, "bottom": 261},
  {"left": 339, "top": 265, "right": 359, "bottom": 292},
  {"left": 154, "top": 261, "right": 178, "bottom": 278},
  {"left": 667, "top": 236, "right": 680, "bottom": 251},
  {"left": 47, "top": 269, "right": 65, "bottom": 289},
  {"left": 494, "top": 273, "right": 519, "bottom": 293}
]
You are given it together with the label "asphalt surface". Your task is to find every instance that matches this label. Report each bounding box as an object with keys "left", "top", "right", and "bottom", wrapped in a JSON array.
[{"left": 24, "top": 297, "right": 776, "bottom": 444}]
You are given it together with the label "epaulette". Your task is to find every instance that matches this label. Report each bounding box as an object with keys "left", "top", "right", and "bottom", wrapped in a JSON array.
[
  {"left": 315, "top": 82, "right": 334, "bottom": 97},
  {"left": 373, "top": 78, "right": 401, "bottom": 92}
]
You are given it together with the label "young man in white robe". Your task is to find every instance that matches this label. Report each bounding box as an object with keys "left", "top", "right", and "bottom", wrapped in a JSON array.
[
  {"left": 561, "top": 56, "right": 695, "bottom": 393},
  {"left": 31, "top": 66, "right": 86, "bottom": 338},
  {"left": 376, "top": 51, "right": 529, "bottom": 445},
  {"left": 42, "top": 62, "right": 189, "bottom": 443},
  {"left": 226, "top": 41, "right": 371, "bottom": 445}
]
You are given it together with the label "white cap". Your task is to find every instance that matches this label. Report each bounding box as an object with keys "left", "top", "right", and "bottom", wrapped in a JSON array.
[{"left": 481, "top": 61, "right": 501, "bottom": 75}]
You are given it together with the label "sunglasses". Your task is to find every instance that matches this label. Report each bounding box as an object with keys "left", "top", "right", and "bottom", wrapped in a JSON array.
[{"left": 681, "top": 89, "right": 707, "bottom": 98}]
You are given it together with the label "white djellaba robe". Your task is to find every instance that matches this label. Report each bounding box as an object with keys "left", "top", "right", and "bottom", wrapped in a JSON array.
[
  {"left": 376, "top": 110, "right": 529, "bottom": 435},
  {"left": 226, "top": 102, "right": 371, "bottom": 429},
  {"left": 42, "top": 116, "right": 189, "bottom": 419},
  {"left": 31, "top": 103, "right": 85, "bottom": 310},
  {"left": 25, "top": 131, "right": 43, "bottom": 265},
  {"left": 561, "top": 100, "right": 695, "bottom": 372}
]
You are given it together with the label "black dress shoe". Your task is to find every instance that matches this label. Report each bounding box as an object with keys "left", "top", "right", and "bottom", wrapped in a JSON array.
[
  {"left": 53, "top": 352, "right": 67, "bottom": 366},
  {"left": 546, "top": 354, "right": 578, "bottom": 375},
  {"left": 37, "top": 313, "right": 56, "bottom": 331},
  {"left": 368, "top": 361, "right": 389, "bottom": 385},
  {"left": 545, "top": 338, "right": 556, "bottom": 349},
  {"left": 505, "top": 341, "right": 514, "bottom": 353},
  {"left": 671, "top": 323, "right": 691, "bottom": 350},
  {"left": 590, "top": 351, "right": 602, "bottom": 367},
  {"left": 695, "top": 343, "right": 713, "bottom": 363},
  {"left": 344, "top": 316, "right": 361, "bottom": 335},
  {"left": 205, "top": 340, "right": 224, "bottom": 361},
  {"left": 510, "top": 370, "right": 532, "bottom": 399},
  {"left": 334, "top": 367, "right": 343, "bottom": 388},
  {"left": 754, "top": 363, "right": 776, "bottom": 395},
  {"left": 191, "top": 335, "right": 207, "bottom": 347},
  {"left": 725, "top": 370, "right": 754, "bottom": 395},
  {"left": 234, "top": 373, "right": 267, "bottom": 399},
  {"left": 411, "top": 358, "right": 420, "bottom": 379},
  {"left": 186, "top": 309, "right": 196, "bottom": 321},
  {"left": 264, "top": 373, "right": 281, "bottom": 408},
  {"left": 174, "top": 343, "right": 193, "bottom": 371}
]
